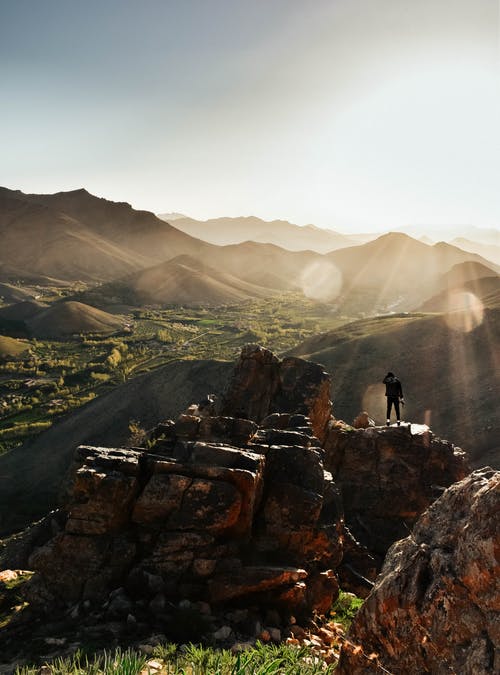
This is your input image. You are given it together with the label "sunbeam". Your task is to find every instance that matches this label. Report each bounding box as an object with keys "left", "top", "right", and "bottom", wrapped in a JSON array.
[{"left": 444, "top": 292, "right": 484, "bottom": 332}]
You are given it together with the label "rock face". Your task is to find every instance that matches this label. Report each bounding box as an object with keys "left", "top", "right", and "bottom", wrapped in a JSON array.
[
  {"left": 337, "top": 468, "right": 500, "bottom": 675},
  {"left": 26, "top": 408, "right": 342, "bottom": 618},
  {"left": 323, "top": 422, "right": 469, "bottom": 565},
  {"left": 220, "top": 345, "right": 332, "bottom": 443}
]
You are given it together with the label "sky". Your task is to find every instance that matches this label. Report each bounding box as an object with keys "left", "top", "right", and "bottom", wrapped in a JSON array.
[{"left": 1, "top": 0, "right": 499, "bottom": 233}]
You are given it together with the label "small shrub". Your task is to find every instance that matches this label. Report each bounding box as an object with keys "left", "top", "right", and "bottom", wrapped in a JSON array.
[{"left": 330, "top": 590, "right": 364, "bottom": 630}]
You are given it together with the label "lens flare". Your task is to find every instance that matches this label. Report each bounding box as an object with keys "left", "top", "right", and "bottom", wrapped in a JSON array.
[
  {"left": 361, "top": 382, "right": 386, "bottom": 424},
  {"left": 444, "top": 292, "right": 484, "bottom": 333},
  {"left": 299, "top": 260, "right": 342, "bottom": 302}
]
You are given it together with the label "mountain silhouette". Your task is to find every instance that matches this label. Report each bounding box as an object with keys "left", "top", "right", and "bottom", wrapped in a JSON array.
[{"left": 159, "top": 214, "right": 355, "bottom": 253}]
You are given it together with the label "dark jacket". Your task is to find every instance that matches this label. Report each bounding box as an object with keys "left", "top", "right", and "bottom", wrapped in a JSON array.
[{"left": 383, "top": 374, "right": 403, "bottom": 398}]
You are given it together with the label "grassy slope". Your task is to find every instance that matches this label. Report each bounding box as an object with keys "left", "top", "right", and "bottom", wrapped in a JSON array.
[{"left": 0, "top": 335, "right": 29, "bottom": 358}]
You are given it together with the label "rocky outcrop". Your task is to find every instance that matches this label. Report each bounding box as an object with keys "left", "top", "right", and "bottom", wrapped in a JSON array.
[
  {"left": 24, "top": 408, "right": 342, "bottom": 620},
  {"left": 323, "top": 422, "right": 469, "bottom": 565},
  {"left": 337, "top": 468, "right": 499, "bottom": 675},
  {"left": 220, "top": 345, "right": 332, "bottom": 443},
  {"left": 0, "top": 345, "right": 479, "bottom": 664}
]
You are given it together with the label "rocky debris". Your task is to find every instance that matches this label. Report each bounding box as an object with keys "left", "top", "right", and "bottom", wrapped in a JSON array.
[
  {"left": 352, "top": 411, "right": 375, "bottom": 429},
  {"left": 220, "top": 345, "right": 332, "bottom": 443},
  {"left": 337, "top": 468, "right": 500, "bottom": 675},
  {"left": 323, "top": 421, "right": 469, "bottom": 565}
]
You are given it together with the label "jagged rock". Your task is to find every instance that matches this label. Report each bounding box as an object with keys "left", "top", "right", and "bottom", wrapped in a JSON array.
[
  {"left": 323, "top": 422, "right": 469, "bottom": 563},
  {"left": 25, "top": 402, "right": 341, "bottom": 617},
  {"left": 220, "top": 345, "right": 332, "bottom": 442},
  {"left": 352, "top": 411, "right": 375, "bottom": 429},
  {"left": 337, "top": 468, "right": 499, "bottom": 675}
]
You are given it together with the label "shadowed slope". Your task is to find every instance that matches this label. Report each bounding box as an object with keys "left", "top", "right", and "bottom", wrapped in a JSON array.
[
  {"left": 0, "top": 358, "right": 232, "bottom": 535},
  {"left": 26, "top": 301, "right": 123, "bottom": 337},
  {"left": 0, "top": 300, "right": 48, "bottom": 321},
  {"left": 0, "top": 283, "right": 35, "bottom": 304}
]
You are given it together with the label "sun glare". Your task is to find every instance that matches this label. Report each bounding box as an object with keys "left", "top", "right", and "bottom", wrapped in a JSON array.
[
  {"left": 361, "top": 382, "right": 387, "bottom": 424},
  {"left": 444, "top": 292, "right": 484, "bottom": 332},
  {"left": 299, "top": 260, "right": 342, "bottom": 303}
]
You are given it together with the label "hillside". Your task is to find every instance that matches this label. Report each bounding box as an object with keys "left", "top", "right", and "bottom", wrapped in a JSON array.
[
  {"left": 25, "top": 301, "right": 124, "bottom": 337},
  {"left": 123, "top": 255, "right": 273, "bottom": 305},
  {"left": 0, "top": 283, "right": 35, "bottom": 304},
  {"left": 326, "top": 233, "right": 500, "bottom": 313},
  {"left": 0, "top": 187, "right": 209, "bottom": 283},
  {"left": 206, "top": 241, "right": 322, "bottom": 292},
  {"left": 159, "top": 214, "right": 355, "bottom": 253},
  {"left": 434, "top": 261, "right": 497, "bottom": 291},
  {"left": 288, "top": 310, "right": 500, "bottom": 469},
  {"left": 0, "top": 300, "right": 48, "bottom": 322},
  {"left": 0, "top": 188, "right": 331, "bottom": 300},
  {"left": 0, "top": 335, "right": 30, "bottom": 358},
  {"left": 0, "top": 358, "right": 232, "bottom": 534},
  {"left": 417, "top": 272, "right": 500, "bottom": 313}
]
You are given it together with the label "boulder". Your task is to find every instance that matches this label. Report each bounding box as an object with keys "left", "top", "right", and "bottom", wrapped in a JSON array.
[{"left": 337, "top": 468, "right": 500, "bottom": 674}]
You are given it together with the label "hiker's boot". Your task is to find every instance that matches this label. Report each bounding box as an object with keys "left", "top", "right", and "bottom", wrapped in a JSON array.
[{"left": 386, "top": 420, "right": 390, "bottom": 426}]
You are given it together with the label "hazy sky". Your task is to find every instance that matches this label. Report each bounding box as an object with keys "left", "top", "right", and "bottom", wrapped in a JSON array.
[{"left": 1, "top": 0, "right": 499, "bottom": 232}]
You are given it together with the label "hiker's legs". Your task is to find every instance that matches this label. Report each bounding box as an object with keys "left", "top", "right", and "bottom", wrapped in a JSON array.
[
  {"left": 386, "top": 398, "right": 394, "bottom": 424},
  {"left": 394, "top": 398, "right": 400, "bottom": 421}
]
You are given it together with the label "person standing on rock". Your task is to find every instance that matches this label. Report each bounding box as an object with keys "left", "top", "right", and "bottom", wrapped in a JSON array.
[{"left": 383, "top": 371, "right": 404, "bottom": 426}]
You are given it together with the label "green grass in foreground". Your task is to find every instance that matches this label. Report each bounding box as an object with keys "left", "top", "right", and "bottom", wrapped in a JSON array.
[
  {"left": 330, "top": 591, "right": 364, "bottom": 631},
  {"left": 15, "top": 641, "right": 336, "bottom": 674}
]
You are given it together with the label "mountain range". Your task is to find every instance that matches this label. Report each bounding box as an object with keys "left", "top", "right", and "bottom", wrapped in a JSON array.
[
  {"left": 0, "top": 187, "right": 205, "bottom": 283},
  {"left": 2, "top": 187, "right": 498, "bottom": 314},
  {"left": 158, "top": 214, "right": 356, "bottom": 253}
]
